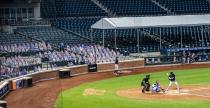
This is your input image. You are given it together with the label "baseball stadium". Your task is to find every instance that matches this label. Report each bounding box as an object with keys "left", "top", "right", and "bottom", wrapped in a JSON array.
[{"left": 1, "top": 0, "right": 210, "bottom": 108}]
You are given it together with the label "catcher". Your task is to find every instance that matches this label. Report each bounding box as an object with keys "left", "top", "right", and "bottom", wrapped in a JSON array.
[
  {"left": 141, "top": 75, "right": 150, "bottom": 93},
  {"left": 151, "top": 80, "right": 165, "bottom": 94}
]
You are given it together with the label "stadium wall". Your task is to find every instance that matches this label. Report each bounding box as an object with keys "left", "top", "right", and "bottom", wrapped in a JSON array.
[
  {"left": 30, "top": 59, "right": 144, "bottom": 83},
  {"left": 2, "top": 59, "right": 210, "bottom": 104},
  {"left": 0, "top": 59, "right": 144, "bottom": 99}
]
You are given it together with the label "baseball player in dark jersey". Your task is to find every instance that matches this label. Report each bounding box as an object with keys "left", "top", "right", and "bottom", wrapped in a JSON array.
[
  {"left": 141, "top": 75, "right": 150, "bottom": 93},
  {"left": 166, "top": 72, "right": 180, "bottom": 93}
]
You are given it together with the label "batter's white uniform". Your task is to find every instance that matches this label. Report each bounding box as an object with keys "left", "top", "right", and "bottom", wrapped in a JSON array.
[{"left": 166, "top": 81, "right": 179, "bottom": 92}]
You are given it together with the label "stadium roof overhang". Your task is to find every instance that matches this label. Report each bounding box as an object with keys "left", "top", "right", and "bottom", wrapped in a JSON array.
[{"left": 91, "top": 14, "right": 210, "bottom": 30}]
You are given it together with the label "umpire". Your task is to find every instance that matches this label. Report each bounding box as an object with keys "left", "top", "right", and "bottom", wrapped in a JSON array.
[{"left": 141, "top": 75, "right": 150, "bottom": 93}]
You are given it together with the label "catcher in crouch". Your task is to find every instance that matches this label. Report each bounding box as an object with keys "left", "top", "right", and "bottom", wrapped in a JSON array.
[{"left": 151, "top": 80, "right": 165, "bottom": 94}]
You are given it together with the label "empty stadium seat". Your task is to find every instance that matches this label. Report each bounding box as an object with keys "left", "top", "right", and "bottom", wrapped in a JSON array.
[
  {"left": 98, "top": 0, "right": 167, "bottom": 16},
  {"left": 0, "top": 33, "right": 31, "bottom": 45},
  {"left": 41, "top": 0, "right": 107, "bottom": 18},
  {"left": 156, "top": 0, "right": 210, "bottom": 15},
  {"left": 16, "top": 26, "right": 90, "bottom": 45}
]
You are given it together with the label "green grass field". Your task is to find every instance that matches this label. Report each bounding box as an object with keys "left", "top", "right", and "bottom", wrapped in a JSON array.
[{"left": 56, "top": 68, "right": 210, "bottom": 108}]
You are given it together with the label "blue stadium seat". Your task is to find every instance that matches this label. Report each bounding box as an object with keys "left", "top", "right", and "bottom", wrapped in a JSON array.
[
  {"left": 98, "top": 0, "right": 167, "bottom": 16},
  {"left": 156, "top": 0, "right": 210, "bottom": 14},
  {"left": 16, "top": 26, "right": 89, "bottom": 45},
  {"left": 41, "top": 0, "right": 107, "bottom": 18},
  {"left": 0, "top": 33, "right": 31, "bottom": 45}
]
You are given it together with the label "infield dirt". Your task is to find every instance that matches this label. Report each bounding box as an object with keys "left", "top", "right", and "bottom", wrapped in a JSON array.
[{"left": 117, "top": 86, "right": 210, "bottom": 101}]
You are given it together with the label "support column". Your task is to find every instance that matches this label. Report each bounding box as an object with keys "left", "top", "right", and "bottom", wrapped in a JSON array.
[
  {"left": 160, "top": 28, "right": 162, "bottom": 49},
  {"left": 91, "top": 29, "right": 97, "bottom": 63},
  {"left": 181, "top": 27, "right": 183, "bottom": 48},
  {"left": 34, "top": 3, "right": 41, "bottom": 20},
  {"left": 201, "top": 25, "right": 204, "bottom": 47},
  {"left": 15, "top": 8, "right": 17, "bottom": 21},
  {"left": 137, "top": 29, "right": 140, "bottom": 53},
  {"left": 20, "top": 8, "right": 22, "bottom": 20},
  {"left": 3, "top": 8, "right": 5, "bottom": 20},
  {"left": 102, "top": 29, "right": 105, "bottom": 46},
  {"left": 0, "top": 59, "right": 2, "bottom": 82},
  {"left": 114, "top": 29, "right": 117, "bottom": 49},
  {"left": 9, "top": 8, "right": 11, "bottom": 20},
  {"left": 26, "top": 8, "right": 29, "bottom": 21},
  {"left": 90, "top": 29, "right": 93, "bottom": 44}
]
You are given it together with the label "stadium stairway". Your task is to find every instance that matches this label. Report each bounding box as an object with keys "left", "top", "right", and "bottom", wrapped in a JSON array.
[
  {"left": 57, "top": 26, "right": 93, "bottom": 44},
  {"left": 15, "top": 28, "right": 59, "bottom": 50},
  {"left": 0, "top": 33, "right": 31, "bottom": 45},
  {"left": 140, "top": 29, "right": 175, "bottom": 48},
  {"left": 91, "top": 0, "right": 116, "bottom": 17},
  {"left": 51, "top": 17, "right": 102, "bottom": 42},
  {"left": 15, "top": 26, "right": 91, "bottom": 48},
  {"left": 97, "top": 0, "right": 167, "bottom": 16},
  {"left": 41, "top": 0, "right": 57, "bottom": 18},
  {"left": 150, "top": 0, "right": 175, "bottom": 15}
]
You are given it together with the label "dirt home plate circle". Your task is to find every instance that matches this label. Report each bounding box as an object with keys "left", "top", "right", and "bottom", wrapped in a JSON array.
[{"left": 117, "top": 86, "right": 210, "bottom": 101}]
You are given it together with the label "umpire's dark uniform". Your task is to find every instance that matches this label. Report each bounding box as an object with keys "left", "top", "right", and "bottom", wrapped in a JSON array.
[{"left": 141, "top": 75, "right": 150, "bottom": 93}]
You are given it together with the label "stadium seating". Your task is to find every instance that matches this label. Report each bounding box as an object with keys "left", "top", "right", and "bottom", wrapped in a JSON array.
[
  {"left": 98, "top": 0, "right": 167, "bottom": 16},
  {"left": 41, "top": 0, "right": 210, "bottom": 18},
  {"left": 40, "top": 0, "right": 210, "bottom": 52},
  {"left": 16, "top": 26, "right": 89, "bottom": 45},
  {"left": 144, "top": 26, "right": 210, "bottom": 48},
  {"left": 41, "top": 0, "right": 107, "bottom": 18},
  {"left": 52, "top": 17, "right": 101, "bottom": 39},
  {"left": 0, "top": 33, "right": 31, "bottom": 45},
  {"left": 0, "top": 43, "right": 118, "bottom": 78},
  {"left": 156, "top": 0, "right": 210, "bottom": 15},
  {"left": 1, "top": 55, "right": 42, "bottom": 78},
  {"left": 0, "top": 42, "right": 51, "bottom": 55},
  {"left": 41, "top": 0, "right": 57, "bottom": 18},
  {"left": 53, "top": 17, "right": 161, "bottom": 52},
  {"left": 1, "top": 0, "right": 210, "bottom": 80}
]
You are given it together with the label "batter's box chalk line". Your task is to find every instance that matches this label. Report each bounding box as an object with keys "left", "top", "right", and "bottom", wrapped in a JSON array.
[
  {"left": 165, "top": 90, "right": 189, "bottom": 95},
  {"left": 190, "top": 87, "right": 210, "bottom": 91},
  {"left": 187, "top": 93, "right": 210, "bottom": 98},
  {"left": 166, "top": 88, "right": 210, "bottom": 98},
  {"left": 188, "top": 87, "right": 210, "bottom": 98}
]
